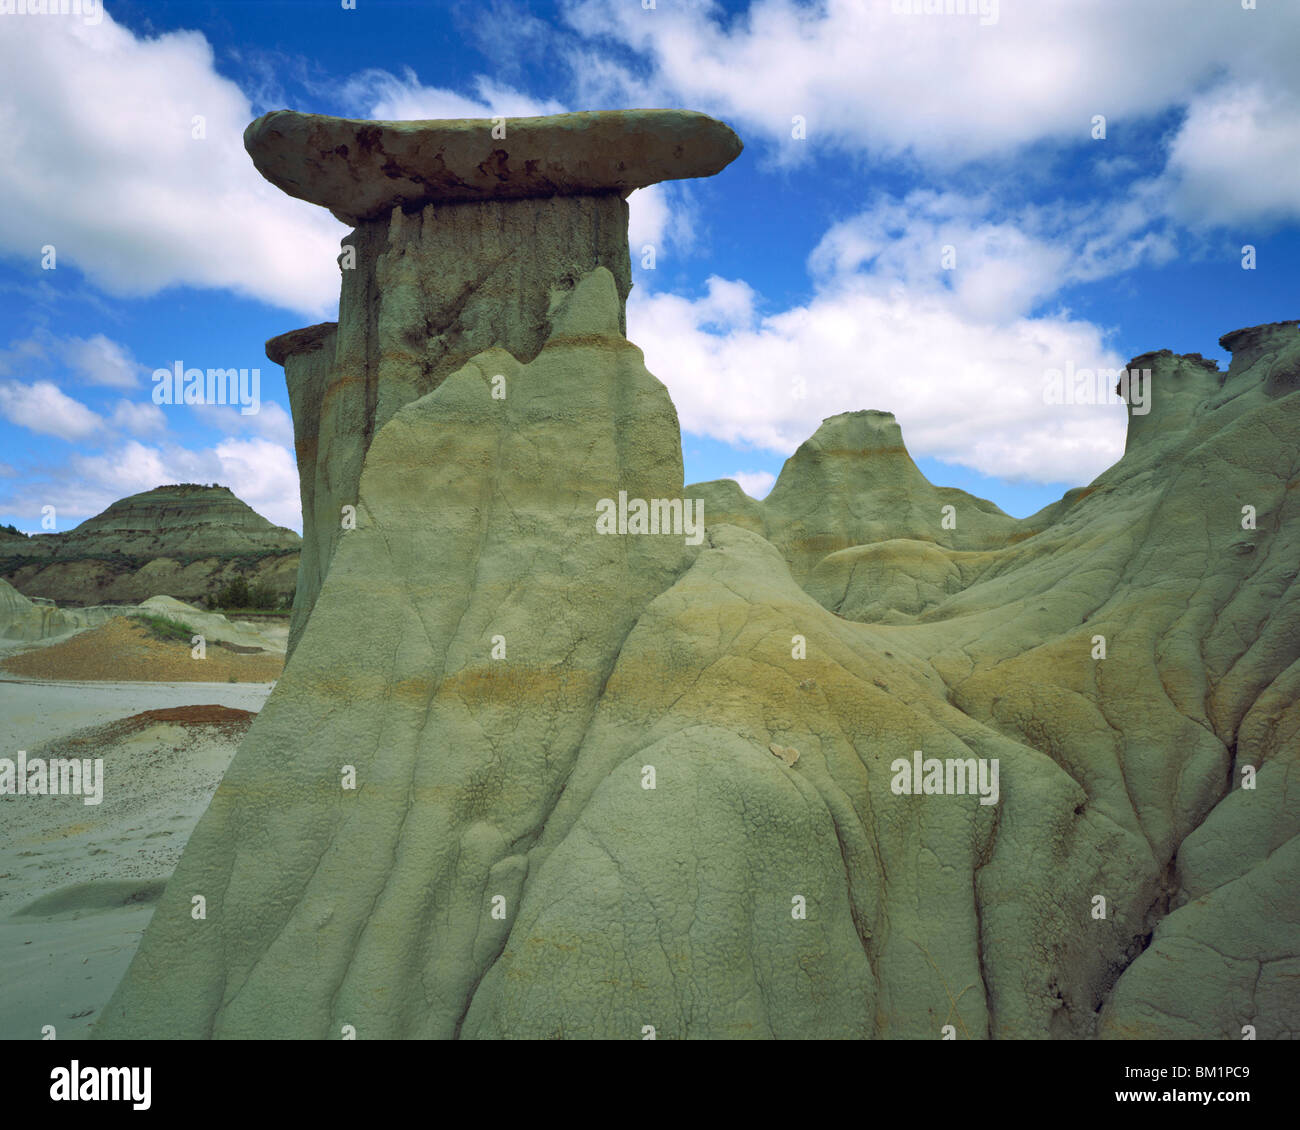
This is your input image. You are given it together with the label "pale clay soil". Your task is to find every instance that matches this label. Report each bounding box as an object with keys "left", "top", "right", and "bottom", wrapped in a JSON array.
[{"left": 0, "top": 649, "right": 274, "bottom": 1038}]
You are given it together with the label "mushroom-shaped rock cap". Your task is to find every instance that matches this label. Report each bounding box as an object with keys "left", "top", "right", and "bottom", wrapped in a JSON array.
[
  {"left": 265, "top": 321, "right": 337, "bottom": 367},
  {"left": 245, "top": 108, "right": 744, "bottom": 226}
]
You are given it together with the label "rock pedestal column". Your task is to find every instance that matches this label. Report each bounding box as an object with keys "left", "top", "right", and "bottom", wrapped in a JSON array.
[{"left": 255, "top": 109, "right": 743, "bottom": 652}]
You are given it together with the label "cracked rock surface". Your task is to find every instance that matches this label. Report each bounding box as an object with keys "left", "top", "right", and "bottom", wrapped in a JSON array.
[{"left": 94, "top": 109, "right": 1298, "bottom": 1039}]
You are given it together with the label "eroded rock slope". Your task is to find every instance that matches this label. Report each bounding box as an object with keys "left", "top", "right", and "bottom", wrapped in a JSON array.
[
  {"left": 95, "top": 109, "right": 1297, "bottom": 1040},
  {"left": 2, "top": 484, "right": 300, "bottom": 606}
]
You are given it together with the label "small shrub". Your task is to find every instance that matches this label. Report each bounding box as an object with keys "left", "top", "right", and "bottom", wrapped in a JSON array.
[
  {"left": 213, "top": 576, "right": 252, "bottom": 609},
  {"left": 248, "top": 582, "right": 278, "bottom": 610}
]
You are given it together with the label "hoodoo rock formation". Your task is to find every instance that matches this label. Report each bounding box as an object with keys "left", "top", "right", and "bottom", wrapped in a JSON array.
[
  {"left": 246, "top": 109, "right": 742, "bottom": 653},
  {"left": 96, "top": 109, "right": 1298, "bottom": 1040}
]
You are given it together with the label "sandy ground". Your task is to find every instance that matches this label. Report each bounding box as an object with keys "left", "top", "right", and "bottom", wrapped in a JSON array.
[
  {"left": 1, "top": 616, "right": 284, "bottom": 683},
  {"left": 0, "top": 673, "right": 273, "bottom": 755},
  {"left": 0, "top": 677, "right": 272, "bottom": 1039}
]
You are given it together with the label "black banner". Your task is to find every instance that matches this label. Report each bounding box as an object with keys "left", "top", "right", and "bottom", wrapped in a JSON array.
[{"left": 4, "top": 1037, "right": 1291, "bottom": 1116}]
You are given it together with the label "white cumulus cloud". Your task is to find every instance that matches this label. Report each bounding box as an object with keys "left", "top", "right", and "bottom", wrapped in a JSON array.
[
  {"left": 109, "top": 399, "right": 168, "bottom": 436},
  {"left": 0, "top": 379, "right": 102, "bottom": 441},
  {"left": 0, "top": 11, "right": 345, "bottom": 318},
  {"left": 63, "top": 333, "right": 143, "bottom": 388},
  {"left": 564, "top": 0, "right": 1300, "bottom": 187},
  {"left": 729, "top": 470, "right": 776, "bottom": 499},
  {"left": 628, "top": 189, "right": 1170, "bottom": 485},
  {"left": 342, "top": 67, "right": 567, "bottom": 121},
  {"left": 1163, "top": 83, "right": 1300, "bottom": 228}
]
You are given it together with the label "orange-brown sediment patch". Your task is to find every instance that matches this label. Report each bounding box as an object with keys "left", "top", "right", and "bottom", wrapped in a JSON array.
[
  {"left": 0, "top": 617, "right": 282, "bottom": 683},
  {"left": 53, "top": 705, "right": 258, "bottom": 753}
]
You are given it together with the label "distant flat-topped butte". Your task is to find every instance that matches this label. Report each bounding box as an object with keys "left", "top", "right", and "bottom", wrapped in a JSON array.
[{"left": 244, "top": 109, "right": 744, "bottom": 226}]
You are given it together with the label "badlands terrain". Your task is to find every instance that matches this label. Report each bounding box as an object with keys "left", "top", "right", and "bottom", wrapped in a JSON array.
[
  {"left": 0, "top": 581, "right": 282, "bottom": 1039},
  {"left": 1, "top": 483, "right": 299, "bottom": 607},
  {"left": 1, "top": 106, "right": 1295, "bottom": 1041},
  {"left": 1, "top": 484, "right": 292, "bottom": 1038},
  {"left": 86, "top": 108, "right": 1300, "bottom": 1039}
]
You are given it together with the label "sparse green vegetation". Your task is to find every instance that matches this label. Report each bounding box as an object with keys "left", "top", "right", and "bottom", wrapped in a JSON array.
[
  {"left": 213, "top": 576, "right": 252, "bottom": 609},
  {"left": 221, "top": 548, "right": 299, "bottom": 570},
  {"left": 0, "top": 547, "right": 297, "bottom": 573},
  {"left": 131, "top": 613, "right": 194, "bottom": 644},
  {"left": 212, "top": 576, "right": 288, "bottom": 613},
  {"left": 248, "top": 581, "right": 279, "bottom": 610}
]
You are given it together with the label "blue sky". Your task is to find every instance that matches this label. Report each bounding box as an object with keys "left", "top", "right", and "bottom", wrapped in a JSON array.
[{"left": 0, "top": 0, "right": 1296, "bottom": 534}]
